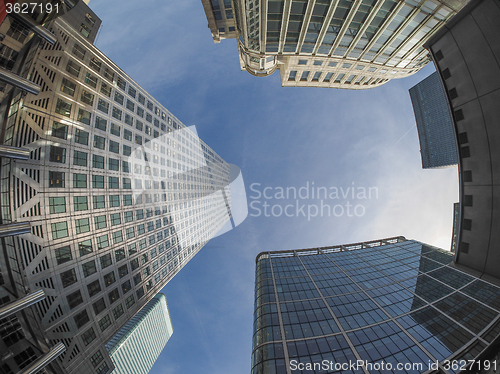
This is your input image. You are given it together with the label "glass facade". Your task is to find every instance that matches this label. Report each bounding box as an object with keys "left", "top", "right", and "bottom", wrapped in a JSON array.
[
  {"left": 252, "top": 238, "right": 500, "bottom": 374},
  {"left": 409, "top": 71, "right": 458, "bottom": 169}
]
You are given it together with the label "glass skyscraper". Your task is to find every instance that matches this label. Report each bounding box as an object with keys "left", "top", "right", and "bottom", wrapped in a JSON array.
[
  {"left": 409, "top": 71, "right": 458, "bottom": 169},
  {"left": 0, "top": 1, "right": 240, "bottom": 373},
  {"left": 202, "top": 0, "right": 468, "bottom": 89},
  {"left": 252, "top": 237, "right": 500, "bottom": 373},
  {"left": 106, "top": 294, "right": 173, "bottom": 374}
]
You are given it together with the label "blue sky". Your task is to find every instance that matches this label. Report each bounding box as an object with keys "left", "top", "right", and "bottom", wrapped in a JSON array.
[{"left": 88, "top": 1, "right": 458, "bottom": 373}]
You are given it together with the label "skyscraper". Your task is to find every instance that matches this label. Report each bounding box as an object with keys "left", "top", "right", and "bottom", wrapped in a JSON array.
[
  {"left": 252, "top": 237, "right": 500, "bottom": 374},
  {"left": 105, "top": 294, "right": 173, "bottom": 374},
  {"left": 0, "top": 1, "right": 239, "bottom": 374},
  {"left": 409, "top": 71, "right": 458, "bottom": 169},
  {"left": 202, "top": 0, "right": 468, "bottom": 89}
]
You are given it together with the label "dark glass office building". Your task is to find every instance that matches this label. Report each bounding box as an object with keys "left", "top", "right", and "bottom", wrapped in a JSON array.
[{"left": 252, "top": 237, "right": 500, "bottom": 374}]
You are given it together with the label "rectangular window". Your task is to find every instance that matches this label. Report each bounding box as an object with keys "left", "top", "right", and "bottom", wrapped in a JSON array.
[
  {"left": 123, "top": 129, "right": 132, "bottom": 142},
  {"left": 73, "top": 173, "right": 87, "bottom": 188},
  {"left": 117, "top": 76, "right": 126, "bottom": 90},
  {"left": 80, "top": 23, "right": 90, "bottom": 38},
  {"left": 92, "top": 154, "right": 105, "bottom": 169},
  {"left": 73, "top": 150, "right": 87, "bottom": 166},
  {"left": 66, "top": 60, "right": 81, "bottom": 77},
  {"left": 90, "top": 56, "right": 101, "bottom": 71},
  {"left": 113, "top": 230, "right": 123, "bottom": 244},
  {"left": 94, "top": 215, "right": 107, "bottom": 230},
  {"left": 99, "top": 314, "right": 112, "bottom": 331},
  {"left": 80, "top": 90, "right": 94, "bottom": 105},
  {"left": 128, "top": 86, "right": 136, "bottom": 98},
  {"left": 74, "top": 310, "right": 89, "bottom": 329},
  {"left": 97, "top": 98, "right": 109, "bottom": 113},
  {"left": 77, "top": 108, "right": 91, "bottom": 125},
  {"left": 112, "top": 107, "right": 122, "bottom": 120},
  {"left": 137, "top": 107, "right": 144, "bottom": 118},
  {"left": 121, "top": 280, "right": 132, "bottom": 294},
  {"left": 126, "top": 227, "right": 135, "bottom": 239},
  {"left": 49, "top": 196, "right": 66, "bottom": 214},
  {"left": 100, "top": 254, "right": 112, "bottom": 269},
  {"left": 109, "top": 158, "right": 119, "bottom": 171},
  {"left": 93, "top": 298, "right": 106, "bottom": 315},
  {"left": 113, "top": 304, "right": 124, "bottom": 319},
  {"left": 49, "top": 171, "right": 64, "bottom": 188},
  {"left": 123, "top": 179, "right": 132, "bottom": 190},
  {"left": 110, "top": 213, "right": 121, "bottom": 226},
  {"left": 55, "top": 245, "right": 72, "bottom": 265},
  {"left": 93, "top": 135, "right": 105, "bottom": 149},
  {"left": 72, "top": 43, "right": 86, "bottom": 59},
  {"left": 67, "top": 290, "right": 83, "bottom": 310},
  {"left": 125, "top": 295, "right": 135, "bottom": 309},
  {"left": 125, "top": 113, "right": 133, "bottom": 126},
  {"left": 87, "top": 280, "right": 101, "bottom": 297},
  {"left": 75, "top": 129, "right": 89, "bottom": 145},
  {"left": 96, "top": 234, "right": 109, "bottom": 249},
  {"left": 55, "top": 98, "right": 72, "bottom": 117},
  {"left": 104, "top": 67, "right": 115, "bottom": 81},
  {"left": 146, "top": 113, "right": 152, "bottom": 123},
  {"left": 104, "top": 272, "right": 116, "bottom": 288},
  {"left": 52, "top": 222, "right": 68, "bottom": 239},
  {"left": 126, "top": 99, "right": 135, "bottom": 111},
  {"left": 115, "top": 248, "right": 126, "bottom": 262},
  {"left": 73, "top": 196, "right": 88, "bottom": 211},
  {"left": 82, "top": 327, "right": 96, "bottom": 346},
  {"left": 92, "top": 175, "right": 105, "bottom": 188},
  {"left": 82, "top": 260, "right": 97, "bottom": 277},
  {"left": 60, "top": 77, "right": 76, "bottom": 96},
  {"left": 109, "top": 195, "right": 120, "bottom": 207},
  {"left": 61, "top": 268, "right": 77, "bottom": 287},
  {"left": 93, "top": 195, "right": 105, "bottom": 209},
  {"left": 79, "top": 239, "right": 93, "bottom": 257},
  {"left": 49, "top": 145, "right": 66, "bottom": 163},
  {"left": 109, "top": 176, "right": 119, "bottom": 189},
  {"left": 129, "top": 244, "right": 137, "bottom": 256},
  {"left": 100, "top": 82, "right": 111, "bottom": 97},
  {"left": 95, "top": 116, "right": 107, "bottom": 131},
  {"left": 111, "top": 123, "right": 121, "bottom": 136},
  {"left": 84, "top": 72, "right": 97, "bottom": 89},
  {"left": 124, "top": 211, "right": 133, "bottom": 222},
  {"left": 75, "top": 218, "right": 90, "bottom": 234},
  {"left": 114, "top": 91, "right": 124, "bottom": 105}
]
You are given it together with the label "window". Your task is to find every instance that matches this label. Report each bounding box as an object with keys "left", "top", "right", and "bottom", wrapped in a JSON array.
[
  {"left": 100, "top": 82, "right": 111, "bottom": 97},
  {"left": 115, "top": 248, "right": 126, "bottom": 262},
  {"left": 66, "top": 60, "right": 81, "bottom": 77},
  {"left": 97, "top": 98, "right": 109, "bottom": 113},
  {"left": 113, "top": 230, "right": 123, "bottom": 244},
  {"left": 74, "top": 196, "right": 88, "bottom": 211},
  {"left": 49, "top": 171, "right": 64, "bottom": 188},
  {"left": 117, "top": 76, "right": 126, "bottom": 90},
  {"left": 49, "top": 197, "right": 66, "bottom": 214},
  {"left": 136, "top": 287, "right": 145, "bottom": 299},
  {"left": 49, "top": 146, "right": 66, "bottom": 163},
  {"left": 112, "top": 107, "right": 122, "bottom": 120},
  {"left": 136, "top": 210, "right": 144, "bottom": 220},
  {"left": 133, "top": 273, "right": 142, "bottom": 286},
  {"left": 137, "top": 224, "right": 145, "bottom": 235},
  {"left": 94, "top": 135, "right": 105, "bottom": 150},
  {"left": 114, "top": 91, "right": 124, "bottom": 105},
  {"left": 126, "top": 227, "right": 135, "bottom": 240},
  {"left": 104, "top": 272, "right": 116, "bottom": 287},
  {"left": 74, "top": 309, "right": 90, "bottom": 329},
  {"left": 90, "top": 56, "right": 101, "bottom": 71},
  {"left": 135, "top": 135, "right": 142, "bottom": 145},
  {"left": 95, "top": 116, "right": 107, "bottom": 132},
  {"left": 73, "top": 173, "right": 87, "bottom": 188},
  {"left": 75, "top": 129, "right": 89, "bottom": 145},
  {"left": 94, "top": 215, "right": 107, "bottom": 230},
  {"left": 73, "top": 150, "right": 87, "bottom": 166},
  {"left": 113, "top": 304, "right": 124, "bottom": 319},
  {"left": 104, "top": 67, "right": 115, "bottom": 81},
  {"left": 93, "top": 298, "right": 106, "bottom": 315},
  {"left": 93, "top": 195, "right": 105, "bottom": 209},
  {"left": 137, "top": 107, "right": 144, "bottom": 118},
  {"left": 123, "top": 129, "right": 132, "bottom": 141},
  {"left": 110, "top": 213, "right": 121, "bottom": 226},
  {"left": 61, "top": 268, "right": 77, "bottom": 288},
  {"left": 87, "top": 280, "right": 101, "bottom": 297},
  {"left": 52, "top": 222, "right": 68, "bottom": 239},
  {"left": 111, "top": 123, "right": 120, "bottom": 136},
  {"left": 82, "top": 260, "right": 97, "bottom": 277},
  {"left": 121, "top": 280, "right": 132, "bottom": 294},
  {"left": 92, "top": 155, "right": 105, "bottom": 169},
  {"left": 80, "top": 23, "right": 90, "bottom": 38},
  {"left": 98, "top": 314, "right": 111, "bottom": 332},
  {"left": 128, "top": 243, "right": 137, "bottom": 256},
  {"left": 75, "top": 218, "right": 90, "bottom": 234},
  {"left": 126, "top": 99, "right": 135, "bottom": 111},
  {"left": 92, "top": 175, "right": 105, "bottom": 188},
  {"left": 109, "top": 176, "right": 119, "bottom": 189},
  {"left": 77, "top": 108, "right": 91, "bottom": 125},
  {"left": 146, "top": 113, "right": 152, "bottom": 123},
  {"left": 109, "top": 195, "right": 120, "bottom": 207},
  {"left": 79, "top": 239, "right": 93, "bottom": 257},
  {"left": 82, "top": 327, "right": 96, "bottom": 346},
  {"left": 67, "top": 290, "right": 83, "bottom": 309},
  {"left": 60, "top": 77, "right": 76, "bottom": 96},
  {"left": 81, "top": 90, "right": 94, "bottom": 105},
  {"left": 96, "top": 234, "right": 109, "bottom": 249},
  {"left": 124, "top": 211, "right": 133, "bottom": 222},
  {"left": 84, "top": 72, "right": 97, "bottom": 89},
  {"left": 125, "top": 295, "right": 135, "bottom": 309},
  {"left": 109, "top": 141, "right": 120, "bottom": 154},
  {"left": 55, "top": 245, "right": 72, "bottom": 265},
  {"left": 123, "top": 179, "right": 132, "bottom": 190},
  {"left": 130, "top": 258, "right": 139, "bottom": 271},
  {"left": 124, "top": 113, "right": 133, "bottom": 126}
]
